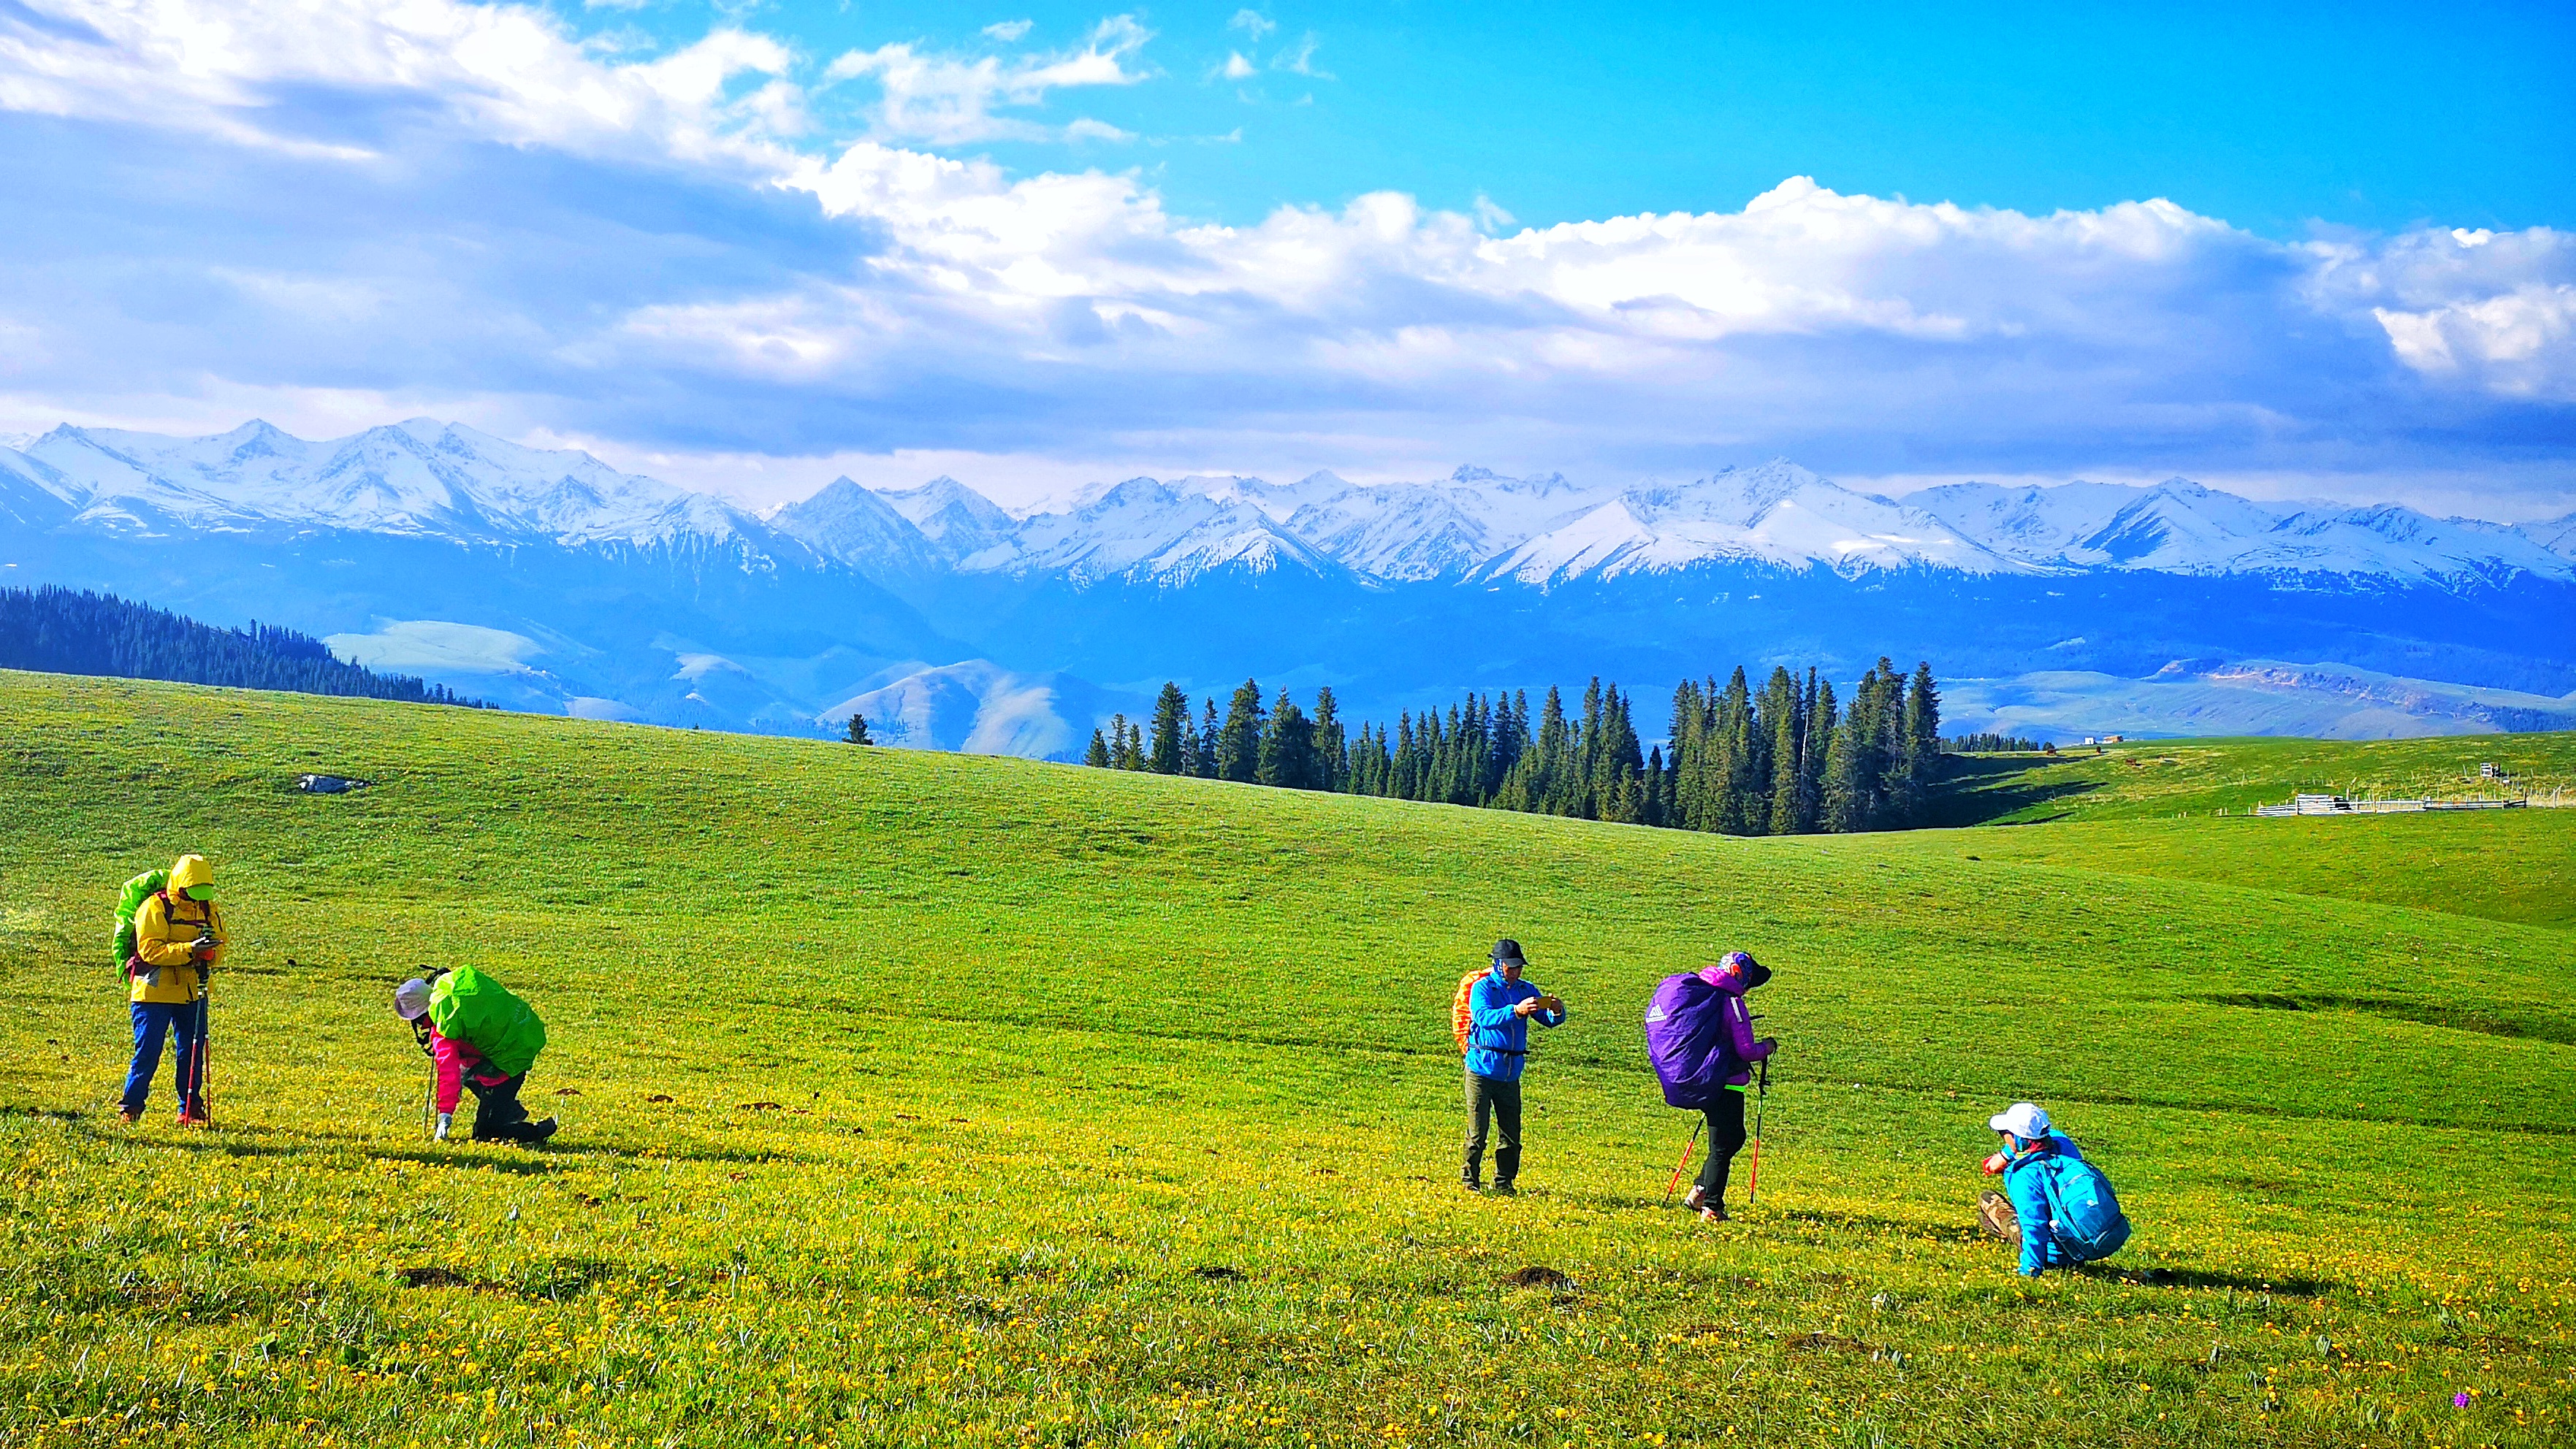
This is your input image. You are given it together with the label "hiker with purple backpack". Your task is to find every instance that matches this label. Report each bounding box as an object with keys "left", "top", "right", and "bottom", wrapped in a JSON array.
[{"left": 1643, "top": 950, "right": 1777, "bottom": 1222}]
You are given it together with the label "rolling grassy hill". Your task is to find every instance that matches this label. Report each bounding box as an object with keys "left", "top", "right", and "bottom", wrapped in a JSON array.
[
  {"left": 1, "top": 670, "right": 2570, "bottom": 1448},
  {"left": 1931, "top": 733, "right": 2576, "bottom": 826}
]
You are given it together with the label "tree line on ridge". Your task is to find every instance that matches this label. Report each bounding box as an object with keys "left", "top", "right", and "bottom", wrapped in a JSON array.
[
  {"left": 0, "top": 586, "right": 482, "bottom": 707},
  {"left": 1081, "top": 659, "right": 1954, "bottom": 835}
]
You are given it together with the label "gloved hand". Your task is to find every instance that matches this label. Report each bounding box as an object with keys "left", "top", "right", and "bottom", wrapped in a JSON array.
[
  {"left": 434, "top": 1113, "right": 453, "bottom": 1142},
  {"left": 1750, "top": 1036, "right": 1777, "bottom": 1059},
  {"left": 191, "top": 937, "right": 218, "bottom": 962}
]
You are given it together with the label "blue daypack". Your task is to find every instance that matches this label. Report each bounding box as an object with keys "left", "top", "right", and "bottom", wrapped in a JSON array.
[{"left": 2035, "top": 1152, "right": 2130, "bottom": 1261}]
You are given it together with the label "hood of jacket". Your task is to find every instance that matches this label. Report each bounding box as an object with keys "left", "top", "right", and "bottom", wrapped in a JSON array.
[
  {"left": 1699, "top": 958, "right": 1772, "bottom": 995},
  {"left": 167, "top": 854, "right": 213, "bottom": 897}
]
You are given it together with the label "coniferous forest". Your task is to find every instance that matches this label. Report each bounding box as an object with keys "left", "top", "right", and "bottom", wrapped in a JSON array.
[
  {"left": 1086, "top": 658, "right": 1959, "bottom": 835},
  {"left": 0, "top": 586, "right": 481, "bottom": 706}
]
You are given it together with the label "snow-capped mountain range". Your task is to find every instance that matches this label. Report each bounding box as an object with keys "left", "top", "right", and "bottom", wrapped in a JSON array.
[
  {"left": 779, "top": 459, "right": 2576, "bottom": 592},
  {"left": 5, "top": 417, "right": 2574, "bottom": 751},
  {"left": 7, "top": 418, "right": 2569, "bottom": 591}
]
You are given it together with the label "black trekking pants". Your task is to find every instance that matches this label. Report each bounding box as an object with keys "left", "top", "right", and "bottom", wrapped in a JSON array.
[
  {"left": 1695, "top": 1088, "right": 1748, "bottom": 1205},
  {"left": 1462, "top": 1069, "right": 1522, "bottom": 1186},
  {"left": 468, "top": 1073, "right": 534, "bottom": 1141}
]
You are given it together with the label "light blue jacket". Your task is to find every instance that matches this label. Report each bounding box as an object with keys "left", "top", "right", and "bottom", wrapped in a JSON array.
[
  {"left": 2002, "top": 1132, "right": 2087, "bottom": 1277},
  {"left": 1463, "top": 969, "right": 1566, "bottom": 1082}
]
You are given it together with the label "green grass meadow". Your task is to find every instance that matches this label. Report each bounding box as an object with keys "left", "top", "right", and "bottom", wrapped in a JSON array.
[{"left": 1, "top": 670, "right": 2571, "bottom": 1448}]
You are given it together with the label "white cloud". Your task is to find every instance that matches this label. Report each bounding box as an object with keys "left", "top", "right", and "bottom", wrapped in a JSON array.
[
  {"left": 1221, "top": 52, "right": 1257, "bottom": 81},
  {"left": 1, "top": 0, "right": 2571, "bottom": 507},
  {"left": 826, "top": 15, "right": 1151, "bottom": 145},
  {"left": 1227, "top": 10, "right": 1276, "bottom": 42},
  {"left": 981, "top": 19, "right": 1034, "bottom": 42},
  {"left": 1272, "top": 31, "right": 1329, "bottom": 78}
]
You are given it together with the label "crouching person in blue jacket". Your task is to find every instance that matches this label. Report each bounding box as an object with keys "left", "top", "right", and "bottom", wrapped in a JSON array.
[
  {"left": 1460, "top": 938, "right": 1566, "bottom": 1195},
  {"left": 1977, "top": 1101, "right": 2130, "bottom": 1276}
]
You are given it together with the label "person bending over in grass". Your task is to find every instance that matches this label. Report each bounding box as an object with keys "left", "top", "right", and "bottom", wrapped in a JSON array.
[
  {"left": 394, "top": 968, "right": 557, "bottom": 1145},
  {"left": 1977, "top": 1102, "right": 2130, "bottom": 1275},
  {"left": 121, "top": 852, "right": 225, "bottom": 1126},
  {"left": 1644, "top": 950, "right": 1777, "bottom": 1222},
  {"left": 1460, "top": 938, "right": 1566, "bottom": 1196}
]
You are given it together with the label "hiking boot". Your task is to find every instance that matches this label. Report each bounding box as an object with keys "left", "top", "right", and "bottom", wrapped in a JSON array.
[
  {"left": 1460, "top": 1174, "right": 1482, "bottom": 1193},
  {"left": 176, "top": 1107, "right": 211, "bottom": 1128},
  {"left": 1977, "top": 1190, "right": 2021, "bottom": 1245},
  {"left": 1683, "top": 1185, "right": 1707, "bottom": 1212},
  {"left": 519, "top": 1117, "right": 559, "bottom": 1145},
  {"left": 117, "top": 1106, "right": 140, "bottom": 1125},
  {"left": 1487, "top": 1182, "right": 1516, "bottom": 1197},
  {"left": 1698, "top": 1203, "right": 1728, "bottom": 1223}
]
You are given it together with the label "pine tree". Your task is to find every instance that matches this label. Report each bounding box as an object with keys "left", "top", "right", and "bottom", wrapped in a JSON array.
[
  {"left": 1217, "top": 679, "right": 1265, "bottom": 783},
  {"left": 1148, "top": 682, "right": 1189, "bottom": 774},
  {"left": 1083, "top": 728, "right": 1111, "bottom": 768},
  {"left": 1896, "top": 661, "right": 1942, "bottom": 825},
  {"left": 843, "top": 712, "right": 872, "bottom": 745},
  {"left": 1760, "top": 667, "right": 1800, "bottom": 834},
  {"left": 1107, "top": 714, "right": 1138, "bottom": 770},
  {"left": 1310, "top": 686, "right": 1346, "bottom": 792},
  {"left": 1257, "top": 688, "right": 1319, "bottom": 789},
  {"left": 1197, "top": 700, "right": 1222, "bottom": 779},
  {"left": 1805, "top": 674, "right": 1836, "bottom": 830},
  {"left": 1822, "top": 665, "right": 1878, "bottom": 832}
]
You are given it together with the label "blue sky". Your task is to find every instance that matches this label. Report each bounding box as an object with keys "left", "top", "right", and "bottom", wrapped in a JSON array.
[
  {"left": 0, "top": 0, "right": 2570, "bottom": 516},
  {"left": 571, "top": 1, "right": 2576, "bottom": 238}
]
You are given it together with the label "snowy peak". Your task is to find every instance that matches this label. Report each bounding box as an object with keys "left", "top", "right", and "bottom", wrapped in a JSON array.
[
  {"left": 2076, "top": 478, "right": 2289, "bottom": 567},
  {"left": 773, "top": 478, "right": 936, "bottom": 582},
  {"left": 1481, "top": 463, "right": 2024, "bottom": 585},
  {"left": 15, "top": 417, "right": 771, "bottom": 551},
  {"left": 2512, "top": 510, "right": 2576, "bottom": 562},
  {"left": 874, "top": 476, "right": 1015, "bottom": 565},
  {"left": 1005, "top": 475, "right": 1337, "bottom": 586},
  {"left": 1906, "top": 478, "right": 2575, "bottom": 585}
]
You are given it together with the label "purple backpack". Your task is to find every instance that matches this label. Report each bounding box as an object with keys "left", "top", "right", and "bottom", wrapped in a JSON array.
[{"left": 1643, "top": 973, "right": 1734, "bottom": 1109}]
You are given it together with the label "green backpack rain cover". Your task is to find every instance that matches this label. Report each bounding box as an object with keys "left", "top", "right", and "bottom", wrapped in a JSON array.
[
  {"left": 113, "top": 869, "right": 168, "bottom": 970},
  {"left": 427, "top": 966, "right": 548, "bottom": 1078}
]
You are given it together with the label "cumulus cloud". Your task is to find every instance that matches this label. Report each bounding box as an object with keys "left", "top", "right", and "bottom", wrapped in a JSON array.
[
  {"left": 0, "top": 0, "right": 2570, "bottom": 508},
  {"left": 825, "top": 15, "right": 1151, "bottom": 145},
  {"left": 1272, "top": 32, "right": 1330, "bottom": 78}
]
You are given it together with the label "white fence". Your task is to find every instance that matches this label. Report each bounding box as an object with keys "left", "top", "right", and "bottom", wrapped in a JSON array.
[{"left": 2252, "top": 790, "right": 2564, "bottom": 817}]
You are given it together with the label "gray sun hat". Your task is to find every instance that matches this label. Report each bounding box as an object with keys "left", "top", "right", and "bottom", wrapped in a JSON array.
[{"left": 393, "top": 977, "right": 434, "bottom": 1021}]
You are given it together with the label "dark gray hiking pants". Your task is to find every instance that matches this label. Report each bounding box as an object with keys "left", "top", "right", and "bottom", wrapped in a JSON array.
[{"left": 1461, "top": 1068, "right": 1522, "bottom": 1186}]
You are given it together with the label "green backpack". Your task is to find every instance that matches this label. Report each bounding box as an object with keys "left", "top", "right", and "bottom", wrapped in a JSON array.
[
  {"left": 112, "top": 869, "right": 169, "bottom": 971},
  {"left": 427, "top": 966, "right": 548, "bottom": 1078}
]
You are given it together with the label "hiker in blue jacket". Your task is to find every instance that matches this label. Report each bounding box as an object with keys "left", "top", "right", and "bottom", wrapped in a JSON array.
[
  {"left": 1979, "top": 1101, "right": 2100, "bottom": 1277},
  {"left": 1460, "top": 938, "right": 1566, "bottom": 1195}
]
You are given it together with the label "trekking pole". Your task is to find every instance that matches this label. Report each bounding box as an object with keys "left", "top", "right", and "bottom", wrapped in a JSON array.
[
  {"left": 193, "top": 974, "right": 213, "bottom": 1123},
  {"left": 1745, "top": 1057, "right": 1770, "bottom": 1207},
  {"left": 1662, "top": 1120, "right": 1704, "bottom": 1204}
]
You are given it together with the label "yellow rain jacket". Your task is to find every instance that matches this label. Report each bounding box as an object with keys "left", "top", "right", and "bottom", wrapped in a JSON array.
[{"left": 131, "top": 855, "right": 226, "bottom": 1005}]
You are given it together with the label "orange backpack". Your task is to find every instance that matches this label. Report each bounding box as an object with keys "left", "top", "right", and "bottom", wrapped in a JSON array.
[{"left": 1450, "top": 969, "right": 1488, "bottom": 1052}]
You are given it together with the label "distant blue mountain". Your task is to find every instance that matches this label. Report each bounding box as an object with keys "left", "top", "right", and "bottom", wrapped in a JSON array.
[{"left": 5, "top": 419, "right": 2571, "bottom": 751}]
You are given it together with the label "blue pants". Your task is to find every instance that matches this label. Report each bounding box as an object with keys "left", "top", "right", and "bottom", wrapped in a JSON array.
[{"left": 123, "top": 999, "right": 206, "bottom": 1116}]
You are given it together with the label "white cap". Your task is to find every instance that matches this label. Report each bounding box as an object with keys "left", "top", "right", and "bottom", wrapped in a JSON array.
[
  {"left": 393, "top": 978, "right": 433, "bottom": 1020},
  {"left": 1987, "top": 1102, "right": 2049, "bottom": 1139}
]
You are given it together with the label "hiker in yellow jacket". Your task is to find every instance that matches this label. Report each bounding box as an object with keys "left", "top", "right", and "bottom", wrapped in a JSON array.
[{"left": 121, "top": 853, "right": 225, "bottom": 1125}]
